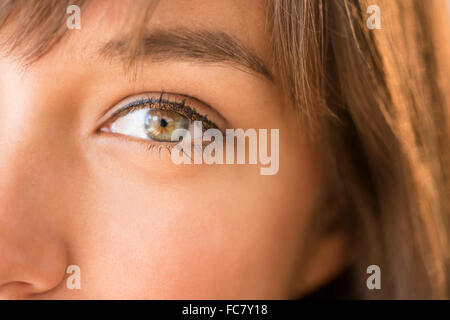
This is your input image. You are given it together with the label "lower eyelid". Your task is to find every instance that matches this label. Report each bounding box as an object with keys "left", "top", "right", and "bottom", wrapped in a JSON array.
[
  {"left": 99, "top": 132, "right": 212, "bottom": 165},
  {"left": 92, "top": 132, "right": 180, "bottom": 168},
  {"left": 99, "top": 126, "right": 210, "bottom": 152},
  {"left": 98, "top": 130, "right": 176, "bottom": 149}
]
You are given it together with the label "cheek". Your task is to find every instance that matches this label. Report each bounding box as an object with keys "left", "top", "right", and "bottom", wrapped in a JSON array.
[{"left": 69, "top": 134, "right": 322, "bottom": 299}]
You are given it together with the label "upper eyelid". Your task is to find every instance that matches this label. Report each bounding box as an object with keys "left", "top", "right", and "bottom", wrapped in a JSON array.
[{"left": 97, "top": 92, "right": 228, "bottom": 130}]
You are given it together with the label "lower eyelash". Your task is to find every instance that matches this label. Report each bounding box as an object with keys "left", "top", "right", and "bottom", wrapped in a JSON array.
[
  {"left": 146, "top": 143, "right": 174, "bottom": 155},
  {"left": 145, "top": 141, "right": 209, "bottom": 161}
]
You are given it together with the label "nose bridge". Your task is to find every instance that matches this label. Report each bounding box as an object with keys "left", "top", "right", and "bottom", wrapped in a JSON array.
[
  {"left": 0, "top": 57, "right": 76, "bottom": 204},
  {"left": 0, "top": 63, "right": 71, "bottom": 298},
  {"left": 0, "top": 82, "right": 63, "bottom": 215}
]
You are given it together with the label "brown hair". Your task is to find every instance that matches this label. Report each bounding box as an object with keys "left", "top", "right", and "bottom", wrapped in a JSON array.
[
  {"left": 1, "top": 0, "right": 449, "bottom": 299},
  {"left": 269, "top": 0, "right": 450, "bottom": 298}
]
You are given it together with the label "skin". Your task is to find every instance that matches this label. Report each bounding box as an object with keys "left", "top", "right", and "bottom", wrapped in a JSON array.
[{"left": 0, "top": 0, "right": 347, "bottom": 299}]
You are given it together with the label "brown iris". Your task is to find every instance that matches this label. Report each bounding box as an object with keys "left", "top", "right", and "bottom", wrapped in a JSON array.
[{"left": 144, "top": 109, "right": 190, "bottom": 142}]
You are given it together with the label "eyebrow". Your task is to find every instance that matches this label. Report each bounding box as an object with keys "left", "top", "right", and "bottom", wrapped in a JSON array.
[{"left": 99, "top": 28, "right": 273, "bottom": 81}]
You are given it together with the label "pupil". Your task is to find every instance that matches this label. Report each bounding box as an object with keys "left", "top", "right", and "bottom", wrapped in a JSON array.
[{"left": 160, "top": 118, "right": 168, "bottom": 128}]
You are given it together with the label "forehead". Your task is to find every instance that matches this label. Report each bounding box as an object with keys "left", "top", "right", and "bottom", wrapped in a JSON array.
[
  {"left": 92, "top": 0, "right": 268, "bottom": 52},
  {"left": 1, "top": 0, "right": 271, "bottom": 66}
]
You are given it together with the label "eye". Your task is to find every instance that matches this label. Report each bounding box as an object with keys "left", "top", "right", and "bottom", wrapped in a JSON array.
[{"left": 98, "top": 93, "right": 221, "bottom": 143}]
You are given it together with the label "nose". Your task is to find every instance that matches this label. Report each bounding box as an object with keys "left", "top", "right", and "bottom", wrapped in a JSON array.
[
  {"left": 0, "top": 136, "right": 72, "bottom": 298},
  {"left": 0, "top": 137, "right": 70, "bottom": 298},
  {"left": 0, "top": 59, "right": 78, "bottom": 299},
  {"left": 0, "top": 101, "right": 70, "bottom": 299}
]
